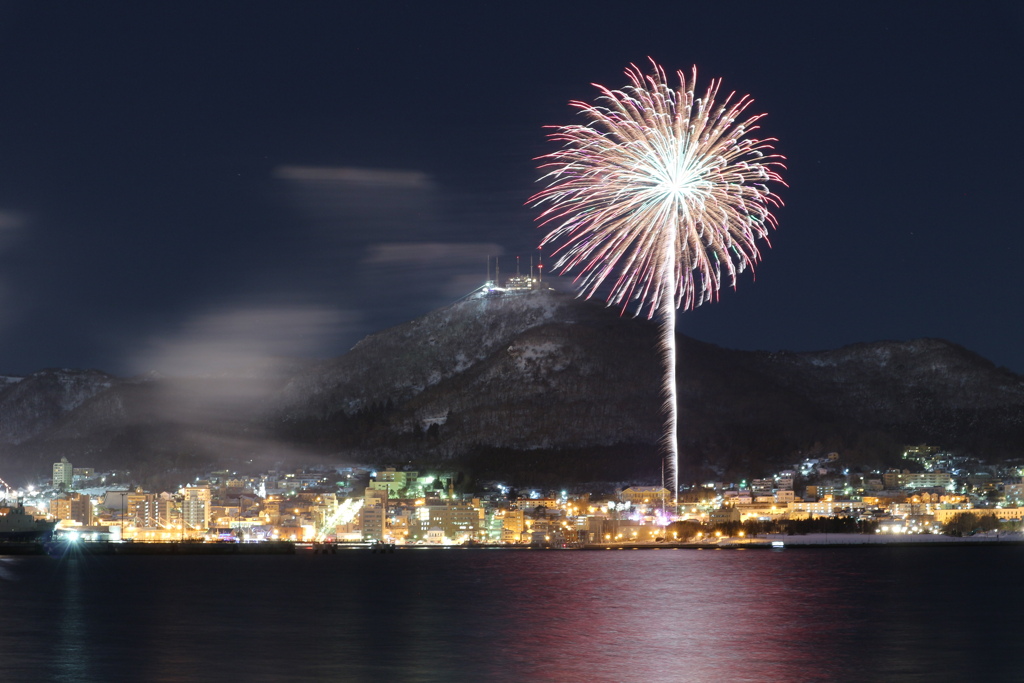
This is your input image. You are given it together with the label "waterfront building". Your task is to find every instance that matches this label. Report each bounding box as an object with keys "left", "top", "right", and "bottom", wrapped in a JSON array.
[
  {"left": 576, "top": 515, "right": 607, "bottom": 544},
  {"left": 789, "top": 500, "right": 866, "bottom": 518},
  {"left": 733, "top": 503, "right": 790, "bottom": 522},
  {"left": 481, "top": 507, "right": 503, "bottom": 542},
  {"left": 500, "top": 508, "right": 525, "bottom": 543},
  {"left": 126, "top": 491, "right": 161, "bottom": 527},
  {"left": 600, "top": 519, "right": 645, "bottom": 542},
  {"left": 709, "top": 507, "right": 741, "bottom": 525},
  {"left": 932, "top": 507, "right": 1024, "bottom": 523},
  {"left": 50, "top": 492, "right": 94, "bottom": 526},
  {"left": 156, "top": 495, "right": 179, "bottom": 529},
  {"left": 530, "top": 525, "right": 566, "bottom": 546},
  {"left": 182, "top": 485, "right": 212, "bottom": 532},
  {"left": 408, "top": 500, "right": 483, "bottom": 543},
  {"left": 360, "top": 487, "right": 387, "bottom": 541},
  {"left": 386, "top": 502, "right": 414, "bottom": 542},
  {"left": 127, "top": 526, "right": 189, "bottom": 542}
]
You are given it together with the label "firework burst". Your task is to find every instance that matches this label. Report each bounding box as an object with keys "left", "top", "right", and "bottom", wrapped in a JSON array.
[{"left": 531, "top": 60, "right": 785, "bottom": 505}]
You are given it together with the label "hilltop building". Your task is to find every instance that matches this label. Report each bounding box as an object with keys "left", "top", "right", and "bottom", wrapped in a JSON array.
[
  {"left": 504, "top": 273, "right": 538, "bottom": 292},
  {"left": 481, "top": 254, "right": 546, "bottom": 297}
]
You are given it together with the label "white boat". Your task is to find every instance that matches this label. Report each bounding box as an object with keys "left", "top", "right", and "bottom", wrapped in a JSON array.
[{"left": 0, "top": 499, "right": 56, "bottom": 542}]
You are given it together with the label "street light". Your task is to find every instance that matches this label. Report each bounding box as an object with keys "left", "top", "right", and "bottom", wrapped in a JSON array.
[{"left": 176, "top": 494, "right": 185, "bottom": 542}]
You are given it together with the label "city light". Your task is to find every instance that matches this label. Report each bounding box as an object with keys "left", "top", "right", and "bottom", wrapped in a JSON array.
[{"left": 5, "top": 440, "right": 1020, "bottom": 553}]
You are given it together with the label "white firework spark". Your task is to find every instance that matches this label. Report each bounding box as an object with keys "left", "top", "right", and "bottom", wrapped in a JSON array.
[{"left": 532, "top": 60, "right": 785, "bottom": 504}]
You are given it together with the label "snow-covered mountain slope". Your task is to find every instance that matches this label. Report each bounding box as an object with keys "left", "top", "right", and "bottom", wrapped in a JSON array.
[{"left": 1, "top": 290, "right": 1021, "bottom": 485}]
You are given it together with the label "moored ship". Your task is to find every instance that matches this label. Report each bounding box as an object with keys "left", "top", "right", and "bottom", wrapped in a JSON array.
[{"left": 0, "top": 499, "right": 56, "bottom": 543}]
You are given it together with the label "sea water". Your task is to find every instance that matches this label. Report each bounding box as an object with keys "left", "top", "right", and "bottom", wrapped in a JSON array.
[{"left": 0, "top": 545, "right": 1020, "bottom": 682}]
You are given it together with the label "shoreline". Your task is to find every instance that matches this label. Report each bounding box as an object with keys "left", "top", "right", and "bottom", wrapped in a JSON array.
[
  {"left": 5, "top": 533, "right": 1024, "bottom": 556},
  {"left": 581, "top": 533, "right": 1024, "bottom": 550}
]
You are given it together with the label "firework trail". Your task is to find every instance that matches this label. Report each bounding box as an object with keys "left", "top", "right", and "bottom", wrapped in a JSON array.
[{"left": 532, "top": 60, "right": 785, "bottom": 505}]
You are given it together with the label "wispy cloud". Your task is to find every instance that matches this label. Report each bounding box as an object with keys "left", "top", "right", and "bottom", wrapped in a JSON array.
[
  {"left": 131, "top": 305, "right": 355, "bottom": 378},
  {"left": 274, "top": 164, "right": 440, "bottom": 244},
  {"left": 364, "top": 242, "right": 503, "bottom": 266},
  {"left": 126, "top": 305, "right": 359, "bottom": 445},
  {"left": 273, "top": 165, "right": 431, "bottom": 189}
]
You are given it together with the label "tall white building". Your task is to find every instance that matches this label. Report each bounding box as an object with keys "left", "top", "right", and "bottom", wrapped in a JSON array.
[
  {"left": 181, "top": 486, "right": 212, "bottom": 532},
  {"left": 53, "top": 457, "right": 74, "bottom": 490}
]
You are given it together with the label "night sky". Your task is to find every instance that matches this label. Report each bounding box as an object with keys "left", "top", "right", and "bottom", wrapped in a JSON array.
[{"left": 0, "top": 2, "right": 1020, "bottom": 378}]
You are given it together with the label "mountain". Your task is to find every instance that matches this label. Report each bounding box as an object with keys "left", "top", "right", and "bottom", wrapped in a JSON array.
[
  {"left": 0, "top": 369, "right": 114, "bottom": 445},
  {"left": 266, "top": 290, "right": 1024, "bottom": 479},
  {"left": 1, "top": 289, "right": 1021, "bottom": 487}
]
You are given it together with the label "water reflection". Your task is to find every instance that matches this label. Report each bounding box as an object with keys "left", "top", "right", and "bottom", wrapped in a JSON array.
[{"left": 0, "top": 547, "right": 1020, "bottom": 682}]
